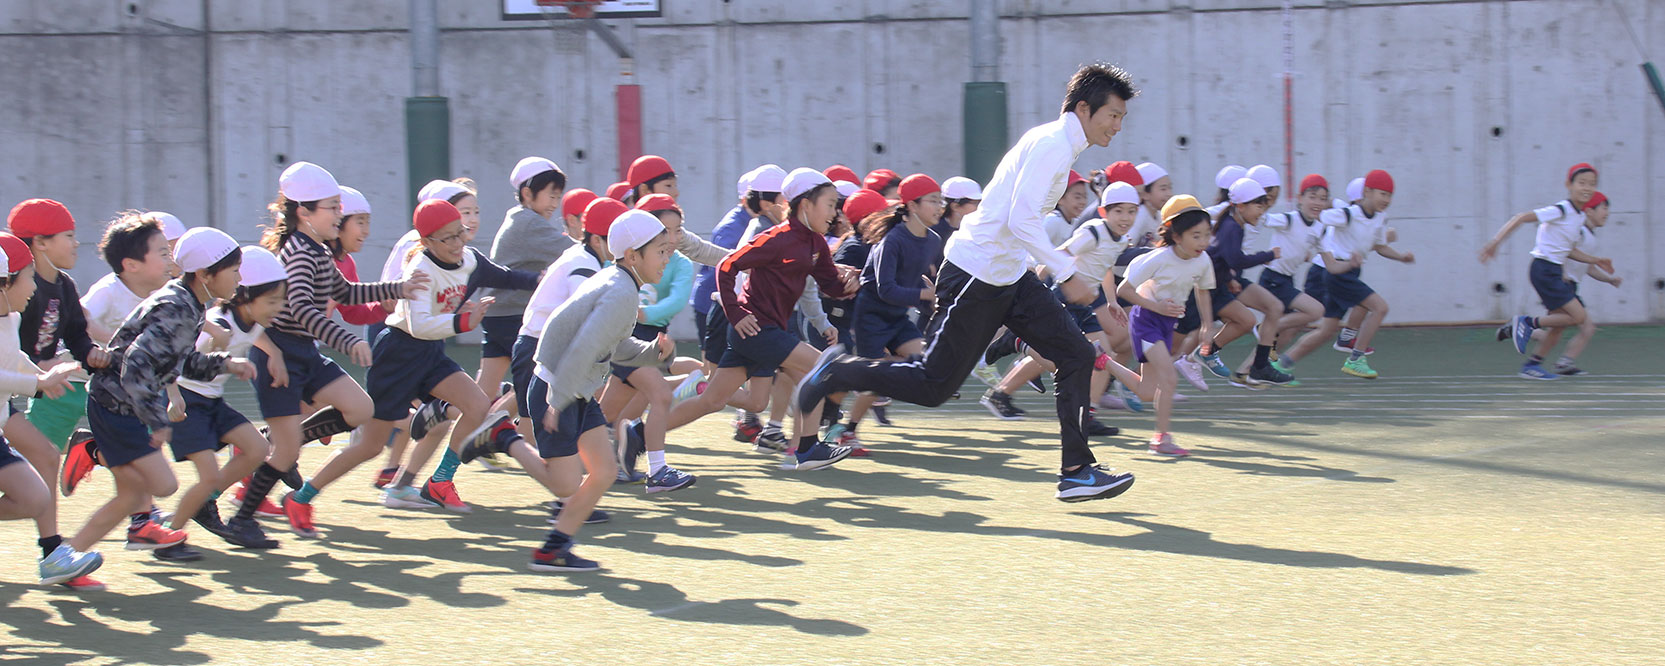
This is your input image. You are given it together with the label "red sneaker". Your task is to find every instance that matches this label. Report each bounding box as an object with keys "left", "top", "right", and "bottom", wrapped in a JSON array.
[
  {"left": 125, "top": 522, "right": 187, "bottom": 551},
  {"left": 372, "top": 467, "right": 398, "bottom": 489},
  {"left": 281, "top": 492, "right": 319, "bottom": 538},
  {"left": 232, "top": 484, "right": 283, "bottom": 518},
  {"left": 420, "top": 480, "right": 472, "bottom": 514},
  {"left": 60, "top": 433, "right": 99, "bottom": 497},
  {"left": 59, "top": 575, "right": 107, "bottom": 592}
]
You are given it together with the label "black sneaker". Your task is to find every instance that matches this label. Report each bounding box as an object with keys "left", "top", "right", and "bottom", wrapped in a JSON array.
[
  {"left": 153, "top": 543, "right": 204, "bottom": 562},
  {"left": 979, "top": 389, "right": 1025, "bottom": 420},
  {"left": 732, "top": 413, "right": 762, "bottom": 443},
  {"left": 820, "top": 399, "right": 843, "bottom": 429},
  {"left": 281, "top": 465, "right": 303, "bottom": 491},
  {"left": 753, "top": 426, "right": 789, "bottom": 454},
  {"left": 529, "top": 546, "right": 600, "bottom": 572},
  {"left": 1554, "top": 364, "right": 1587, "bottom": 376},
  {"left": 458, "top": 411, "right": 515, "bottom": 464},
  {"left": 1084, "top": 414, "right": 1119, "bottom": 438},
  {"left": 792, "top": 343, "right": 847, "bottom": 415},
  {"left": 615, "top": 420, "right": 646, "bottom": 478},
  {"left": 548, "top": 501, "right": 610, "bottom": 525},
  {"left": 1248, "top": 363, "right": 1295, "bottom": 386},
  {"left": 410, "top": 399, "right": 453, "bottom": 441},
  {"left": 224, "top": 516, "right": 280, "bottom": 549},
  {"left": 498, "top": 381, "right": 514, "bottom": 398},
  {"left": 1055, "top": 464, "right": 1136, "bottom": 503},
  {"left": 1026, "top": 375, "right": 1047, "bottom": 394},
  {"left": 983, "top": 329, "right": 1019, "bottom": 365},
  {"left": 191, "top": 502, "right": 232, "bottom": 540},
  {"left": 1494, "top": 323, "right": 1510, "bottom": 342}
]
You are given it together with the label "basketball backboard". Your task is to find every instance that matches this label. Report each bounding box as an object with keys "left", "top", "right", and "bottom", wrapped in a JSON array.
[{"left": 501, "top": 0, "right": 662, "bottom": 21}]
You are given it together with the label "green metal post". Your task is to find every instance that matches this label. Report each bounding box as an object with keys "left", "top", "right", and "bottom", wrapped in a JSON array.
[
  {"left": 963, "top": 82, "right": 1008, "bottom": 186},
  {"left": 1643, "top": 63, "right": 1665, "bottom": 118},
  {"left": 405, "top": 96, "right": 451, "bottom": 209}
]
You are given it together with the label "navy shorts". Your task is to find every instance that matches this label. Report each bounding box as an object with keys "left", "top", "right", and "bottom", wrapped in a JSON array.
[
  {"left": 1176, "top": 292, "right": 1202, "bottom": 334},
  {"left": 1571, "top": 280, "right": 1584, "bottom": 306},
  {"left": 510, "top": 334, "right": 539, "bottom": 416},
  {"left": 525, "top": 375, "right": 606, "bottom": 459},
  {"left": 702, "top": 306, "right": 731, "bottom": 364},
  {"left": 720, "top": 324, "right": 798, "bottom": 378},
  {"left": 479, "top": 314, "right": 521, "bottom": 359},
  {"left": 1128, "top": 306, "right": 1178, "bottom": 364},
  {"left": 250, "top": 329, "right": 350, "bottom": 418},
  {"left": 1323, "top": 267, "right": 1376, "bottom": 319},
  {"left": 610, "top": 323, "right": 667, "bottom": 387},
  {"left": 366, "top": 327, "right": 465, "bottom": 422},
  {"left": 1529, "top": 257, "right": 1576, "bottom": 311},
  {"left": 693, "top": 308, "right": 709, "bottom": 343},
  {"left": 1258, "top": 269, "right": 1301, "bottom": 309},
  {"left": 86, "top": 398, "right": 160, "bottom": 467},
  {"left": 1304, "top": 264, "right": 1329, "bottom": 310},
  {"left": 852, "top": 302, "right": 924, "bottom": 358},
  {"left": 1055, "top": 285, "right": 1108, "bottom": 335},
  {"left": 0, "top": 438, "right": 22, "bottom": 470},
  {"left": 1208, "top": 277, "right": 1249, "bottom": 316},
  {"left": 169, "top": 388, "right": 250, "bottom": 462}
]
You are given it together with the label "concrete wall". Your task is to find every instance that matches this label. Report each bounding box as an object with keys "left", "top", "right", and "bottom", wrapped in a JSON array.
[{"left": 2, "top": 0, "right": 1661, "bottom": 328}]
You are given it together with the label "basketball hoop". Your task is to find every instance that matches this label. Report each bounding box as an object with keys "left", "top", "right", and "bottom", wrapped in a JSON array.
[{"left": 534, "top": 0, "right": 600, "bottom": 19}]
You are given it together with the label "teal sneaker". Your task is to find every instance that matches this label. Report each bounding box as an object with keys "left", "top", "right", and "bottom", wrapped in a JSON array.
[
  {"left": 40, "top": 544, "right": 103, "bottom": 585},
  {"left": 1192, "top": 349, "right": 1231, "bottom": 378},
  {"left": 1341, "top": 356, "right": 1378, "bottom": 379}
]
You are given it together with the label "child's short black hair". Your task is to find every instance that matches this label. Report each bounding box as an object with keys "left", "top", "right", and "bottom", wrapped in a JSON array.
[
  {"left": 1061, "top": 62, "right": 1140, "bottom": 116},
  {"left": 229, "top": 279, "right": 284, "bottom": 309},
  {"left": 1160, "top": 210, "right": 1211, "bottom": 247},
  {"left": 98, "top": 212, "right": 165, "bottom": 275},
  {"left": 516, "top": 169, "right": 567, "bottom": 204}
]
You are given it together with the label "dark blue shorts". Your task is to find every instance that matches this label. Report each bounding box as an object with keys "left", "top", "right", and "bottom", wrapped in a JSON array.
[
  {"left": 853, "top": 302, "right": 924, "bottom": 358},
  {"left": 0, "top": 438, "right": 22, "bottom": 470},
  {"left": 1055, "top": 286, "right": 1108, "bottom": 335},
  {"left": 702, "top": 306, "right": 731, "bottom": 364},
  {"left": 86, "top": 398, "right": 160, "bottom": 467},
  {"left": 1208, "top": 277, "right": 1248, "bottom": 316},
  {"left": 1323, "top": 267, "right": 1376, "bottom": 319},
  {"left": 525, "top": 375, "right": 606, "bottom": 459},
  {"left": 1176, "top": 292, "right": 1202, "bottom": 334},
  {"left": 1128, "top": 306, "right": 1178, "bottom": 364},
  {"left": 1258, "top": 269, "right": 1301, "bottom": 309},
  {"left": 1571, "top": 280, "right": 1584, "bottom": 306},
  {"left": 367, "top": 327, "right": 465, "bottom": 422},
  {"left": 511, "top": 334, "right": 539, "bottom": 416},
  {"left": 1529, "top": 257, "right": 1576, "bottom": 312},
  {"left": 610, "top": 323, "right": 667, "bottom": 387},
  {"left": 480, "top": 314, "right": 521, "bottom": 359},
  {"left": 250, "top": 329, "right": 350, "bottom": 418},
  {"left": 169, "top": 388, "right": 250, "bottom": 462},
  {"left": 720, "top": 324, "right": 798, "bottom": 378},
  {"left": 1304, "top": 264, "right": 1329, "bottom": 308}
]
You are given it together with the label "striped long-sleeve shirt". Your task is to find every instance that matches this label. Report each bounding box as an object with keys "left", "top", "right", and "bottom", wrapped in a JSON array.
[{"left": 270, "top": 233, "right": 405, "bottom": 354}]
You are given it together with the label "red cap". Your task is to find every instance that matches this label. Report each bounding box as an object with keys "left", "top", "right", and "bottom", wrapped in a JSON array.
[
  {"left": 1104, "top": 161, "right": 1143, "bottom": 187},
  {"left": 1567, "top": 162, "right": 1597, "bottom": 182},
  {"left": 897, "top": 174, "right": 941, "bottom": 205},
  {"left": 414, "top": 200, "right": 462, "bottom": 238},
  {"left": 842, "top": 190, "right": 890, "bottom": 224},
  {"left": 1299, "top": 174, "right": 1329, "bottom": 193},
  {"left": 1066, "top": 170, "right": 1087, "bottom": 189},
  {"left": 605, "top": 181, "right": 631, "bottom": 201},
  {"left": 6, "top": 198, "right": 75, "bottom": 239},
  {"left": 582, "top": 197, "right": 628, "bottom": 236},
  {"left": 1362, "top": 169, "right": 1394, "bottom": 194},
  {"left": 627, "top": 155, "right": 674, "bottom": 188},
  {"left": 635, "top": 193, "right": 680, "bottom": 214},
  {"left": 1582, "top": 191, "right": 1607, "bottom": 211},
  {"left": 0, "top": 232, "right": 32, "bottom": 273},
  {"left": 561, "top": 188, "right": 598, "bottom": 219},
  {"left": 824, "top": 165, "right": 860, "bottom": 184},
  {"left": 863, "top": 169, "right": 900, "bottom": 192}
]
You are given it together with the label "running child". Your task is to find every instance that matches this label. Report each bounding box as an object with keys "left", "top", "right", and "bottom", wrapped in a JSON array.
[
  {"left": 478, "top": 158, "right": 568, "bottom": 418},
  {"left": 1533, "top": 191, "right": 1619, "bottom": 375}
]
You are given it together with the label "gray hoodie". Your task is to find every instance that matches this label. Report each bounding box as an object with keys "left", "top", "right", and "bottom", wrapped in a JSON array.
[
  {"left": 484, "top": 205, "right": 574, "bottom": 319},
  {"left": 533, "top": 265, "right": 660, "bottom": 414}
]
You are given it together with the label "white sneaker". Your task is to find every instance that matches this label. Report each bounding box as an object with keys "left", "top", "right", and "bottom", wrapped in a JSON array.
[
  {"left": 972, "top": 359, "right": 1002, "bottom": 388},
  {"left": 1174, "top": 357, "right": 1209, "bottom": 392},
  {"left": 383, "top": 485, "right": 439, "bottom": 509}
]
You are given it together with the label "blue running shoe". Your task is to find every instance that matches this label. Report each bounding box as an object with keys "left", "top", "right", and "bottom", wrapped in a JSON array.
[
  {"left": 1518, "top": 363, "right": 1559, "bottom": 381},
  {"left": 615, "top": 468, "right": 647, "bottom": 484},
  {"left": 1192, "top": 349, "right": 1231, "bottom": 378},
  {"left": 1055, "top": 464, "right": 1136, "bottom": 503},
  {"left": 793, "top": 344, "right": 846, "bottom": 414},
  {"left": 793, "top": 441, "right": 852, "bottom": 471},
  {"left": 1511, "top": 315, "right": 1534, "bottom": 355},
  {"left": 646, "top": 466, "right": 697, "bottom": 494},
  {"left": 1113, "top": 381, "right": 1144, "bottom": 413},
  {"left": 40, "top": 544, "right": 103, "bottom": 585},
  {"left": 529, "top": 546, "right": 600, "bottom": 572},
  {"left": 615, "top": 420, "right": 645, "bottom": 479},
  {"left": 548, "top": 501, "right": 610, "bottom": 525}
]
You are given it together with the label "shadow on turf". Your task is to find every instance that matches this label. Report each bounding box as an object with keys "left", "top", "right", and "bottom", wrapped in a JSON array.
[
  {"left": 1069, "top": 513, "right": 1476, "bottom": 575},
  {"left": 0, "top": 570, "right": 383, "bottom": 665},
  {"left": 514, "top": 575, "right": 868, "bottom": 636}
]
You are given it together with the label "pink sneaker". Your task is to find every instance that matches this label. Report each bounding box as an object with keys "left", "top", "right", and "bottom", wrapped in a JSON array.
[{"left": 1148, "top": 433, "right": 1191, "bottom": 457}]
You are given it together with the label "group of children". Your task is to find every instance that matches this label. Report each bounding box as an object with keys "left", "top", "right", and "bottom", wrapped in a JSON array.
[{"left": 0, "top": 64, "right": 1621, "bottom": 580}]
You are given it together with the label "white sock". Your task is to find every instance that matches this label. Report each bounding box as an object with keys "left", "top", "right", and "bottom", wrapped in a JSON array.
[
  {"left": 647, "top": 450, "right": 666, "bottom": 475},
  {"left": 1339, "top": 327, "right": 1358, "bottom": 342},
  {"left": 766, "top": 420, "right": 782, "bottom": 430}
]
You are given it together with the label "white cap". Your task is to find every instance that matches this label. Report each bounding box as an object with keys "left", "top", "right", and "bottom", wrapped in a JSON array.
[
  {"left": 237, "top": 245, "right": 286, "bottom": 286},
  {"left": 607, "top": 209, "right": 665, "bottom": 257},
  {"left": 1099, "top": 181, "right": 1140, "bottom": 208},
  {"left": 510, "top": 157, "right": 559, "bottom": 189},
  {"left": 1246, "top": 164, "right": 1281, "bottom": 189},
  {"left": 1214, "top": 165, "right": 1247, "bottom": 190},
  {"left": 749, "top": 164, "right": 787, "bottom": 194},
  {"left": 175, "top": 227, "right": 240, "bottom": 273},
  {"left": 783, "top": 168, "right": 831, "bottom": 202},
  {"left": 339, "top": 186, "right": 371, "bottom": 216},
  {"left": 941, "top": 176, "right": 984, "bottom": 201},
  {"left": 1227, "top": 178, "right": 1268, "bottom": 204},
  {"left": 279, "top": 162, "right": 340, "bottom": 202},
  {"left": 1135, "top": 162, "right": 1168, "bottom": 185},
  {"left": 142, "top": 212, "right": 187, "bottom": 241},
  {"left": 1345, "top": 177, "right": 1365, "bottom": 202},
  {"left": 834, "top": 180, "right": 860, "bottom": 198},
  {"left": 735, "top": 170, "right": 756, "bottom": 198},
  {"left": 1332, "top": 198, "right": 1348, "bottom": 209},
  {"left": 417, "top": 179, "right": 469, "bottom": 204}
]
